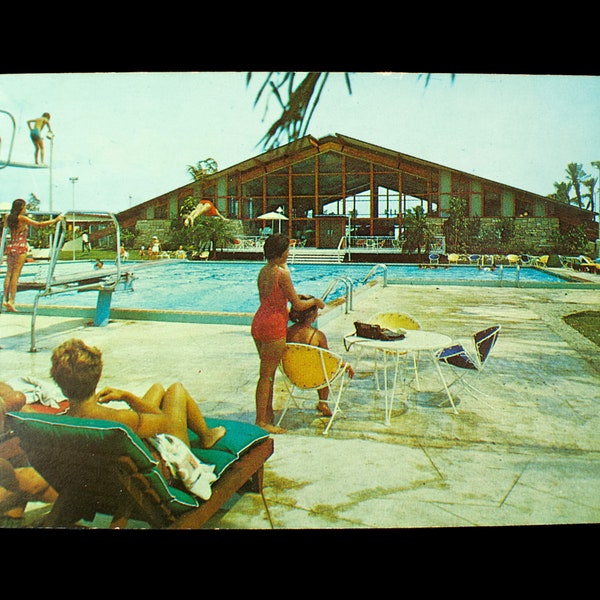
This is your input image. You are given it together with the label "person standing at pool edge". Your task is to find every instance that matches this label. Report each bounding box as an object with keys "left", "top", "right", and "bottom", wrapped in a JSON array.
[
  {"left": 3, "top": 199, "right": 63, "bottom": 312},
  {"left": 251, "top": 234, "right": 325, "bottom": 434}
]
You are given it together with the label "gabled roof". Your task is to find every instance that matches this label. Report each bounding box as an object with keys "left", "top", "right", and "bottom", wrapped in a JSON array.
[{"left": 118, "top": 133, "right": 594, "bottom": 218}]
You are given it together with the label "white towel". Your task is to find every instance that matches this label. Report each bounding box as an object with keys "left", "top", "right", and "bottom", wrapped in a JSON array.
[
  {"left": 148, "top": 433, "right": 217, "bottom": 500},
  {"left": 5, "top": 376, "right": 64, "bottom": 409}
]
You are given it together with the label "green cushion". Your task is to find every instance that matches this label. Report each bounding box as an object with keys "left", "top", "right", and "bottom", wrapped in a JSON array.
[
  {"left": 190, "top": 418, "right": 271, "bottom": 477},
  {"left": 7, "top": 412, "right": 156, "bottom": 470}
]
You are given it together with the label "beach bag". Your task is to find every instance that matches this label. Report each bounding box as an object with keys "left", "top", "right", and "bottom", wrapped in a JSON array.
[{"left": 353, "top": 321, "right": 405, "bottom": 341}]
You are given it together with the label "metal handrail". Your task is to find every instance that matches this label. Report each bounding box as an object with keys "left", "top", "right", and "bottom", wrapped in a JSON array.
[
  {"left": 321, "top": 276, "right": 353, "bottom": 313},
  {"left": 0, "top": 109, "right": 16, "bottom": 169},
  {"left": 363, "top": 264, "right": 388, "bottom": 287}
]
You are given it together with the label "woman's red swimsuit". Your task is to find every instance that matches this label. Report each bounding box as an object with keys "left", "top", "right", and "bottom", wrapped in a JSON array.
[
  {"left": 251, "top": 267, "right": 289, "bottom": 343},
  {"left": 5, "top": 227, "right": 28, "bottom": 256}
]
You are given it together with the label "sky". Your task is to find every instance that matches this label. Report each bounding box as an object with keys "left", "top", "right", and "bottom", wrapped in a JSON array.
[{"left": 1, "top": 71, "right": 599, "bottom": 215}]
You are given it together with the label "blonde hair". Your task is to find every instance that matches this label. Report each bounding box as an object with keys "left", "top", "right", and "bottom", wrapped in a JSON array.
[{"left": 50, "top": 338, "right": 103, "bottom": 401}]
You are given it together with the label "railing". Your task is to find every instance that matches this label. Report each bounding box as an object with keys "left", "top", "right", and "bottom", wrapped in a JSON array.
[
  {"left": 363, "top": 264, "right": 388, "bottom": 288},
  {"left": 0, "top": 110, "right": 16, "bottom": 169},
  {"left": 235, "top": 236, "right": 265, "bottom": 249},
  {"left": 349, "top": 236, "right": 398, "bottom": 250},
  {"left": 321, "top": 276, "right": 353, "bottom": 313}
]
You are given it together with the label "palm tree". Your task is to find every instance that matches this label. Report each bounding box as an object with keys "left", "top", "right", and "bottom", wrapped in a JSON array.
[
  {"left": 402, "top": 206, "right": 435, "bottom": 257},
  {"left": 248, "top": 72, "right": 455, "bottom": 151},
  {"left": 565, "top": 163, "right": 588, "bottom": 208},
  {"left": 187, "top": 158, "right": 218, "bottom": 182},
  {"left": 551, "top": 181, "right": 572, "bottom": 204},
  {"left": 583, "top": 178, "right": 597, "bottom": 211}
]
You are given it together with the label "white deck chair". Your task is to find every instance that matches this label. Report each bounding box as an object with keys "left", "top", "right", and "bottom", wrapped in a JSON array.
[{"left": 277, "top": 343, "right": 352, "bottom": 435}]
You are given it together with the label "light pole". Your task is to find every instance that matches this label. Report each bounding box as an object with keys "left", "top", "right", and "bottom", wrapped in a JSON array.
[{"left": 69, "top": 177, "right": 78, "bottom": 260}]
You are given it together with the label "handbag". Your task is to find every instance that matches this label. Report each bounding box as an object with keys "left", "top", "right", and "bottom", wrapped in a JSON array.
[{"left": 353, "top": 321, "right": 405, "bottom": 341}]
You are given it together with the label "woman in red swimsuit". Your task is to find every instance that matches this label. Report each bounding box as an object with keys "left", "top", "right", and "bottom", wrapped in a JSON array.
[
  {"left": 3, "top": 199, "right": 63, "bottom": 312},
  {"left": 251, "top": 234, "right": 324, "bottom": 433}
]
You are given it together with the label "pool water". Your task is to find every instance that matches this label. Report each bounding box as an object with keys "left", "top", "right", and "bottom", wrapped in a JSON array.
[{"left": 12, "top": 260, "right": 580, "bottom": 315}]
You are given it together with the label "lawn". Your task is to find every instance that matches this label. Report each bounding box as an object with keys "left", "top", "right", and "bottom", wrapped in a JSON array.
[{"left": 563, "top": 311, "right": 600, "bottom": 348}]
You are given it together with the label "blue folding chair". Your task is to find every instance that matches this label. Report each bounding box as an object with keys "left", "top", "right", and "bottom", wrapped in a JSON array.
[{"left": 435, "top": 325, "right": 501, "bottom": 409}]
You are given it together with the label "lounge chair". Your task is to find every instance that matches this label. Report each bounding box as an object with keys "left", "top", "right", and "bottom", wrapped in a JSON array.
[
  {"left": 535, "top": 255, "right": 549, "bottom": 267},
  {"left": 6, "top": 412, "right": 273, "bottom": 529},
  {"left": 573, "top": 255, "right": 600, "bottom": 274},
  {"left": 447, "top": 253, "right": 460, "bottom": 265},
  {"left": 468, "top": 254, "right": 481, "bottom": 265},
  {"left": 277, "top": 343, "right": 352, "bottom": 435},
  {"left": 505, "top": 254, "right": 520, "bottom": 266}
]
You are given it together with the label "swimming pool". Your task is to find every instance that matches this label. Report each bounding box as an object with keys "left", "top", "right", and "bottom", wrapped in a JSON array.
[{"left": 9, "top": 259, "right": 595, "bottom": 324}]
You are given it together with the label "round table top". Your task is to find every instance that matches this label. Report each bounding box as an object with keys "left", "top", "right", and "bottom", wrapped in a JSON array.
[{"left": 350, "top": 329, "right": 452, "bottom": 352}]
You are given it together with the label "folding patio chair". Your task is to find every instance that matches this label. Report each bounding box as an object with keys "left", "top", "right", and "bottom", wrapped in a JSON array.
[
  {"left": 277, "top": 343, "right": 352, "bottom": 435},
  {"left": 435, "top": 325, "right": 501, "bottom": 410}
]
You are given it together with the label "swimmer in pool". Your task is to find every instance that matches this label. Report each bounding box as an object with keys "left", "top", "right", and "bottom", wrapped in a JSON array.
[
  {"left": 184, "top": 200, "right": 227, "bottom": 227},
  {"left": 27, "top": 113, "right": 53, "bottom": 164}
]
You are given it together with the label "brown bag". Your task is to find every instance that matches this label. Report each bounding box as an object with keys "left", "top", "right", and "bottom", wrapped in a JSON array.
[{"left": 353, "top": 321, "right": 405, "bottom": 341}]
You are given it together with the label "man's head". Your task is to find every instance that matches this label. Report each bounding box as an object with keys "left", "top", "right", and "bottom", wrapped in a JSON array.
[{"left": 50, "top": 338, "right": 103, "bottom": 401}]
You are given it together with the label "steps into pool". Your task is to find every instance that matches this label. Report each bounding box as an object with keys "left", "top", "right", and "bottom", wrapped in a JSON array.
[{"left": 290, "top": 249, "right": 345, "bottom": 264}]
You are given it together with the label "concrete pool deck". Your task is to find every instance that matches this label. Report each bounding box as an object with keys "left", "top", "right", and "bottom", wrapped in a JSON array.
[{"left": 1, "top": 277, "right": 600, "bottom": 529}]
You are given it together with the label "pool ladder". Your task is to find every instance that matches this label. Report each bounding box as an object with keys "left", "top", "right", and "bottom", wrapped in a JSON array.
[
  {"left": 321, "top": 276, "right": 354, "bottom": 313},
  {"left": 363, "top": 264, "right": 388, "bottom": 287},
  {"left": 498, "top": 264, "right": 521, "bottom": 287}
]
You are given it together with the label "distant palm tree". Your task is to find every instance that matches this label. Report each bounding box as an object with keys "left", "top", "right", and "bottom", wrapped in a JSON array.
[
  {"left": 565, "top": 162, "right": 588, "bottom": 208},
  {"left": 583, "top": 178, "right": 597, "bottom": 211},
  {"left": 551, "top": 181, "right": 572, "bottom": 204},
  {"left": 187, "top": 158, "right": 218, "bottom": 182}
]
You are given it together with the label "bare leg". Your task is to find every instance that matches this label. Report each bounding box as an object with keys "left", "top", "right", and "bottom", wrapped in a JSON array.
[
  {"left": 4, "top": 253, "right": 26, "bottom": 310},
  {"left": 254, "top": 338, "right": 287, "bottom": 433},
  {"left": 317, "top": 387, "right": 332, "bottom": 417},
  {"left": 159, "top": 382, "right": 225, "bottom": 448}
]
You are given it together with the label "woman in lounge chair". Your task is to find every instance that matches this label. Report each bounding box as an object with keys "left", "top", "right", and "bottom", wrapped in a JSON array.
[
  {"left": 50, "top": 338, "right": 225, "bottom": 449},
  {"left": 251, "top": 234, "right": 325, "bottom": 434},
  {"left": 287, "top": 296, "right": 354, "bottom": 417}
]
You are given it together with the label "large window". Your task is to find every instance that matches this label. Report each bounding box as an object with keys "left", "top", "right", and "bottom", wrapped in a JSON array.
[{"left": 484, "top": 189, "right": 501, "bottom": 217}]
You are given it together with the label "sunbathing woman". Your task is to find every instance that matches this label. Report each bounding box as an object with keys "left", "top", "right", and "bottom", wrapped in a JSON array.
[
  {"left": 251, "top": 234, "right": 325, "bottom": 433},
  {"left": 287, "top": 295, "right": 355, "bottom": 417},
  {"left": 3, "top": 199, "right": 63, "bottom": 312},
  {"left": 50, "top": 338, "right": 225, "bottom": 449}
]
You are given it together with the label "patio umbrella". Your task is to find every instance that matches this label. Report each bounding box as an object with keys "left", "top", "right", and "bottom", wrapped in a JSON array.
[{"left": 257, "top": 211, "right": 288, "bottom": 233}]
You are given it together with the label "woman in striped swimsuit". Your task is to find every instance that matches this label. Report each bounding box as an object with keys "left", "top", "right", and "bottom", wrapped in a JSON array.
[{"left": 3, "top": 199, "right": 63, "bottom": 312}]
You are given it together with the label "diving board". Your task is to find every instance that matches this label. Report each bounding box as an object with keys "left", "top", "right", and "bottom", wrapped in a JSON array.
[{"left": 0, "top": 161, "right": 49, "bottom": 169}]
